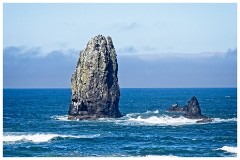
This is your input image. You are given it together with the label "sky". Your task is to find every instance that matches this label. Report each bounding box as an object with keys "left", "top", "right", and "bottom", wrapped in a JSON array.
[{"left": 3, "top": 3, "right": 237, "bottom": 88}]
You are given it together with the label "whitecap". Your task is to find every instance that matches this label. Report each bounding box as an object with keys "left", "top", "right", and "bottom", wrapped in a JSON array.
[
  {"left": 3, "top": 133, "right": 100, "bottom": 143},
  {"left": 212, "top": 118, "right": 237, "bottom": 123},
  {"left": 126, "top": 115, "right": 199, "bottom": 126},
  {"left": 3, "top": 133, "right": 57, "bottom": 143},
  {"left": 125, "top": 112, "right": 140, "bottom": 117},
  {"left": 52, "top": 115, "right": 70, "bottom": 121},
  {"left": 121, "top": 115, "right": 237, "bottom": 126},
  {"left": 145, "top": 110, "right": 160, "bottom": 114},
  {"left": 215, "top": 146, "right": 237, "bottom": 154},
  {"left": 225, "top": 96, "right": 231, "bottom": 98},
  {"left": 125, "top": 110, "right": 160, "bottom": 117},
  {"left": 52, "top": 113, "right": 236, "bottom": 127}
]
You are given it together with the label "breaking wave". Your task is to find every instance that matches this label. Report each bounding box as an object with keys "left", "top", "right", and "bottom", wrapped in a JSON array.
[
  {"left": 212, "top": 118, "right": 237, "bottom": 123},
  {"left": 125, "top": 115, "right": 198, "bottom": 126},
  {"left": 215, "top": 146, "right": 237, "bottom": 154},
  {"left": 145, "top": 110, "right": 160, "bottom": 114},
  {"left": 123, "top": 115, "right": 237, "bottom": 126},
  {"left": 52, "top": 115, "right": 69, "bottom": 121},
  {"left": 3, "top": 133, "right": 100, "bottom": 143},
  {"left": 52, "top": 110, "right": 236, "bottom": 126}
]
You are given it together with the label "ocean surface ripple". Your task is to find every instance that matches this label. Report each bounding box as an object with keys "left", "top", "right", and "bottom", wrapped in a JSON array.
[{"left": 3, "top": 88, "right": 237, "bottom": 157}]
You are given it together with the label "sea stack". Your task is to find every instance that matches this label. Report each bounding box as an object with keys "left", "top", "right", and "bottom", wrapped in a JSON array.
[
  {"left": 183, "top": 96, "right": 211, "bottom": 120},
  {"left": 68, "top": 35, "right": 122, "bottom": 120},
  {"left": 166, "top": 96, "right": 212, "bottom": 123}
]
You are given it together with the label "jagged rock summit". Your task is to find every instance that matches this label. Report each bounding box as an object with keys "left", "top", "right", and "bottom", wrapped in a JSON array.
[
  {"left": 183, "top": 96, "right": 207, "bottom": 119},
  {"left": 68, "top": 35, "right": 122, "bottom": 120},
  {"left": 184, "top": 96, "right": 212, "bottom": 123}
]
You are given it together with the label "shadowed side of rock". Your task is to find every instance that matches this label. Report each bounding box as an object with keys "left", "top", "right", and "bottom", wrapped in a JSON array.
[
  {"left": 183, "top": 96, "right": 212, "bottom": 123},
  {"left": 183, "top": 96, "right": 205, "bottom": 118},
  {"left": 68, "top": 35, "right": 122, "bottom": 120}
]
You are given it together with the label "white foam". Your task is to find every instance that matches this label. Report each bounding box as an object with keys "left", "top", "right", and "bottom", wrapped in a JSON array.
[
  {"left": 213, "top": 118, "right": 237, "bottom": 123},
  {"left": 215, "top": 146, "right": 238, "bottom": 154},
  {"left": 122, "top": 114, "right": 237, "bottom": 126},
  {"left": 52, "top": 115, "right": 69, "bottom": 121},
  {"left": 146, "top": 110, "right": 160, "bottom": 114},
  {"left": 125, "top": 112, "right": 140, "bottom": 117},
  {"left": 126, "top": 115, "right": 199, "bottom": 126},
  {"left": 52, "top": 113, "right": 236, "bottom": 127},
  {"left": 125, "top": 110, "right": 160, "bottom": 117},
  {"left": 3, "top": 133, "right": 57, "bottom": 142},
  {"left": 3, "top": 133, "right": 100, "bottom": 143}
]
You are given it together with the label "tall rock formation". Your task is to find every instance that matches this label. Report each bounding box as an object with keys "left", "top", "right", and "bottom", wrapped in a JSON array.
[{"left": 68, "top": 35, "right": 122, "bottom": 120}]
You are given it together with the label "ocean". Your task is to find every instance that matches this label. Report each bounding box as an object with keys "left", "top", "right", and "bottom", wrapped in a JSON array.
[{"left": 3, "top": 88, "right": 237, "bottom": 157}]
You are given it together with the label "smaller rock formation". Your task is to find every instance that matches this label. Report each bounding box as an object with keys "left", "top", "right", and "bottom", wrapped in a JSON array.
[
  {"left": 167, "top": 104, "right": 183, "bottom": 112},
  {"left": 183, "top": 96, "right": 212, "bottom": 123},
  {"left": 166, "top": 96, "right": 212, "bottom": 123},
  {"left": 183, "top": 96, "right": 206, "bottom": 119}
]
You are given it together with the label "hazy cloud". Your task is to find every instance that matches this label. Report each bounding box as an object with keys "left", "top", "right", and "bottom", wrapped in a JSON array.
[
  {"left": 135, "top": 50, "right": 232, "bottom": 61},
  {"left": 118, "top": 49, "right": 237, "bottom": 88},
  {"left": 3, "top": 46, "right": 237, "bottom": 88},
  {"left": 141, "top": 46, "right": 158, "bottom": 52},
  {"left": 3, "top": 46, "right": 79, "bottom": 88},
  {"left": 117, "top": 46, "right": 138, "bottom": 54},
  {"left": 226, "top": 48, "right": 237, "bottom": 58},
  {"left": 3, "top": 46, "right": 42, "bottom": 58}
]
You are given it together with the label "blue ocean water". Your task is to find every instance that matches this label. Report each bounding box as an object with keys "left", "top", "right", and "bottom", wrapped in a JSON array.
[{"left": 3, "top": 88, "right": 237, "bottom": 157}]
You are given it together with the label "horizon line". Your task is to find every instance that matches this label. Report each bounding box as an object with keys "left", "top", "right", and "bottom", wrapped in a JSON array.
[{"left": 2, "top": 87, "right": 237, "bottom": 89}]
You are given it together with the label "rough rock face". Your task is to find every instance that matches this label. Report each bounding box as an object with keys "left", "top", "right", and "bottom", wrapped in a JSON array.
[
  {"left": 68, "top": 35, "right": 122, "bottom": 120},
  {"left": 183, "top": 96, "right": 208, "bottom": 119}
]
